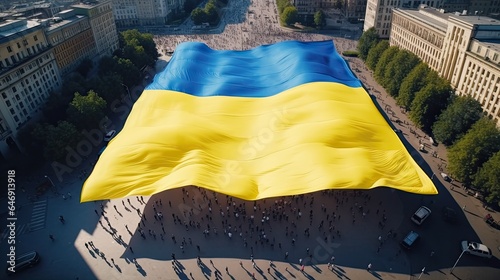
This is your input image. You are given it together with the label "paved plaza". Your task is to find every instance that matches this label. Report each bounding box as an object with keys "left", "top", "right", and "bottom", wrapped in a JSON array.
[{"left": 1, "top": 0, "right": 499, "bottom": 279}]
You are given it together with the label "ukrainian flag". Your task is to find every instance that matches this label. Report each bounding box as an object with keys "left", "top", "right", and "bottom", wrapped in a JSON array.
[{"left": 81, "top": 41, "right": 437, "bottom": 202}]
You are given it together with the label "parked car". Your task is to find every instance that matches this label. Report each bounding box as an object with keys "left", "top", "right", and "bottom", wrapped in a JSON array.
[
  {"left": 401, "top": 231, "right": 419, "bottom": 249},
  {"left": 461, "top": 241, "right": 492, "bottom": 258},
  {"left": 6, "top": 251, "right": 40, "bottom": 275},
  {"left": 442, "top": 207, "right": 457, "bottom": 223},
  {"left": 440, "top": 172, "right": 451, "bottom": 182},
  {"left": 104, "top": 130, "right": 116, "bottom": 142},
  {"left": 411, "top": 206, "right": 432, "bottom": 225}
]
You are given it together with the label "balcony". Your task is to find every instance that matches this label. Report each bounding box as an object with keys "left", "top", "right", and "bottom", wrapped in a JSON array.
[{"left": 0, "top": 44, "right": 52, "bottom": 77}]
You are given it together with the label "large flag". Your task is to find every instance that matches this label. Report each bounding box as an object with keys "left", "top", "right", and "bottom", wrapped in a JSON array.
[{"left": 81, "top": 41, "right": 437, "bottom": 202}]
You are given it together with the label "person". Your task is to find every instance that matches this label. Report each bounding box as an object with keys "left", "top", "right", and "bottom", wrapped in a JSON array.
[
  {"left": 367, "top": 263, "right": 372, "bottom": 271},
  {"left": 59, "top": 215, "right": 65, "bottom": 223},
  {"left": 49, "top": 234, "right": 54, "bottom": 241}
]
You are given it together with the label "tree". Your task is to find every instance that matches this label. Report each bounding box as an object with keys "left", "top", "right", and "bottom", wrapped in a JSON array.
[
  {"left": 366, "top": 40, "right": 389, "bottom": 71},
  {"left": 121, "top": 29, "right": 159, "bottom": 66},
  {"left": 76, "top": 58, "right": 93, "bottom": 78},
  {"left": 374, "top": 46, "right": 398, "bottom": 85},
  {"left": 432, "top": 96, "right": 483, "bottom": 146},
  {"left": 67, "top": 91, "right": 107, "bottom": 129},
  {"left": 474, "top": 151, "right": 500, "bottom": 205},
  {"left": 396, "top": 63, "right": 430, "bottom": 109},
  {"left": 115, "top": 57, "right": 141, "bottom": 88},
  {"left": 314, "top": 10, "right": 325, "bottom": 28},
  {"left": 43, "top": 121, "right": 81, "bottom": 161},
  {"left": 277, "top": 0, "right": 291, "bottom": 14},
  {"left": 17, "top": 123, "right": 44, "bottom": 159},
  {"left": 61, "top": 73, "right": 86, "bottom": 98},
  {"left": 383, "top": 50, "right": 419, "bottom": 97},
  {"left": 281, "top": 6, "right": 298, "bottom": 26},
  {"left": 42, "top": 93, "right": 71, "bottom": 124},
  {"left": 448, "top": 117, "right": 500, "bottom": 187},
  {"left": 333, "top": 0, "right": 344, "bottom": 9},
  {"left": 191, "top": 7, "right": 207, "bottom": 25},
  {"left": 98, "top": 56, "right": 119, "bottom": 76},
  {"left": 184, "top": 0, "right": 201, "bottom": 13},
  {"left": 409, "top": 80, "right": 452, "bottom": 132},
  {"left": 205, "top": 0, "right": 218, "bottom": 23},
  {"left": 357, "top": 27, "right": 379, "bottom": 60},
  {"left": 94, "top": 73, "right": 125, "bottom": 104}
]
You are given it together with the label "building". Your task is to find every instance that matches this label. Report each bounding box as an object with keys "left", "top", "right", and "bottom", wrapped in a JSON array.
[
  {"left": 71, "top": 0, "right": 119, "bottom": 58},
  {"left": 0, "top": 19, "right": 62, "bottom": 156},
  {"left": 364, "top": 0, "right": 450, "bottom": 38},
  {"left": 390, "top": 6, "right": 500, "bottom": 125},
  {"left": 45, "top": 9, "right": 98, "bottom": 76},
  {"left": 468, "top": 0, "right": 500, "bottom": 19},
  {"left": 345, "top": 0, "right": 368, "bottom": 19},
  {"left": 292, "top": 0, "right": 337, "bottom": 23},
  {"left": 112, "top": 0, "right": 185, "bottom": 27}
]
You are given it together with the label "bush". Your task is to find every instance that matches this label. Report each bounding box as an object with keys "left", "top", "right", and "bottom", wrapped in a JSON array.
[{"left": 342, "top": 50, "right": 359, "bottom": 57}]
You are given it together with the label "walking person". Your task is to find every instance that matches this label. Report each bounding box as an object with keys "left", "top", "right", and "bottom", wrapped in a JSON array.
[{"left": 367, "top": 263, "right": 372, "bottom": 271}]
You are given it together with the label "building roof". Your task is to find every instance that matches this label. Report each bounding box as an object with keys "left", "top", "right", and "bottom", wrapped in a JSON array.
[
  {"left": 394, "top": 8, "right": 449, "bottom": 32},
  {"left": 449, "top": 13, "right": 500, "bottom": 26},
  {"left": 45, "top": 15, "right": 87, "bottom": 32},
  {"left": 0, "top": 20, "right": 41, "bottom": 43}
]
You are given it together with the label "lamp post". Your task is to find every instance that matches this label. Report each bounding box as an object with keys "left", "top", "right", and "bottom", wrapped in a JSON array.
[
  {"left": 45, "top": 175, "right": 54, "bottom": 187},
  {"left": 121, "top": 83, "right": 131, "bottom": 101},
  {"left": 45, "top": 175, "right": 58, "bottom": 194},
  {"left": 450, "top": 244, "right": 471, "bottom": 273},
  {"left": 418, "top": 267, "right": 426, "bottom": 279}
]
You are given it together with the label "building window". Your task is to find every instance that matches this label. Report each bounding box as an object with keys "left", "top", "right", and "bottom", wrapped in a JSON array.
[
  {"left": 477, "top": 45, "right": 482, "bottom": 52},
  {"left": 6, "top": 100, "right": 11, "bottom": 107},
  {"left": 12, "top": 87, "right": 17, "bottom": 93},
  {"left": 14, "top": 116, "right": 19, "bottom": 122},
  {"left": 7, "top": 46, "right": 13, "bottom": 52},
  {"left": 34, "top": 35, "right": 38, "bottom": 41}
]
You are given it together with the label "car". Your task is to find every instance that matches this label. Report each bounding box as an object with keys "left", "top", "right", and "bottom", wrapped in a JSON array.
[
  {"left": 411, "top": 206, "right": 432, "bottom": 225},
  {"left": 461, "top": 241, "right": 492, "bottom": 258},
  {"left": 442, "top": 207, "right": 457, "bottom": 223},
  {"left": 6, "top": 251, "right": 40, "bottom": 275},
  {"left": 104, "top": 130, "right": 116, "bottom": 142},
  {"left": 401, "top": 231, "right": 419, "bottom": 249},
  {"left": 440, "top": 172, "right": 451, "bottom": 182}
]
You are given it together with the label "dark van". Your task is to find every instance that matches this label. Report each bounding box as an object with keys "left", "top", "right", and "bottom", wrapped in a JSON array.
[{"left": 6, "top": 251, "right": 40, "bottom": 275}]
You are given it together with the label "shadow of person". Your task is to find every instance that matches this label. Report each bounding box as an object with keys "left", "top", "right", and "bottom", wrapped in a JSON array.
[
  {"left": 370, "top": 270, "right": 383, "bottom": 279},
  {"left": 114, "top": 264, "right": 122, "bottom": 273}
]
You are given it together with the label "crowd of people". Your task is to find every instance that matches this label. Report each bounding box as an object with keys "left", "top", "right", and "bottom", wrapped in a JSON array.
[{"left": 153, "top": 0, "right": 357, "bottom": 56}]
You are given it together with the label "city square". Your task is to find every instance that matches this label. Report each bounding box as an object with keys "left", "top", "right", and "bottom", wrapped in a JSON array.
[{"left": 1, "top": 0, "right": 500, "bottom": 280}]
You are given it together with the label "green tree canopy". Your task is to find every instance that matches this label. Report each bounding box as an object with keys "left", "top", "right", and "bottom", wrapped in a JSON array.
[
  {"left": 314, "top": 10, "right": 325, "bottom": 28},
  {"left": 277, "top": 0, "right": 292, "bottom": 14},
  {"left": 88, "top": 73, "right": 125, "bottom": 104},
  {"left": 333, "top": 0, "right": 344, "bottom": 9},
  {"left": 281, "top": 6, "right": 298, "bottom": 26},
  {"left": 98, "top": 56, "right": 119, "bottom": 76},
  {"left": 383, "top": 50, "right": 419, "bottom": 97},
  {"left": 42, "top": 93, "right": 71, "bottom": 124},
  {"left": 409, "top": 80, "right": 452, "bottom": 132},
  {"left": 374, "top": 46, "right": 398, "bottom": 85},
  {"left": 473, "top": 151, "right": 500, "bottom": 205},
  {"left": 184, "top": 0, "right": 203, "bottom": 13},
  {"left": 432, "top": 96, "right": 483, "bottom": 146},
  {"left": 115, "top": 57, "right": 141, "bottom": 88},
  {"left": 366, "top": 40, "right": 389, "bottom": 71},
  {"left": 396, "top": 63, "right": 430, "bottom": 109},
  {"left": 357, "top": 27, "right": 379, "bottom": 60},
  {"left": 448, "top": 117, "right": 500, "bottom": 187},
  {"left": 41, "top": 121, "right": 81, "bottom": 161},
  {"left": 76, "top": 58, "right": 93, "bottom": 78},
  {"left": 120, "top": 29, "right": 159, "bottom": 66},
  {"left": 205, "top": 0, "right": 218, "bottom": 23},
  {"left": 67, "top": 90, "right": 107, "bottom": 129},
  {"left": 191, "top": 7, "right": 207, "bottom": 25},
  {"left": 17, "top": 123, "right": 44, "bottom": 159}
]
